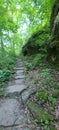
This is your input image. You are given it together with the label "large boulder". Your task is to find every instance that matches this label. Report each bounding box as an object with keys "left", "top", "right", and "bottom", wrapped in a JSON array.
[
  {"left": 22, "top": 30, "right": 49, "bottom": 56},
  {"left": 47, "top": 0, "right": 59, "bottom": 62}
]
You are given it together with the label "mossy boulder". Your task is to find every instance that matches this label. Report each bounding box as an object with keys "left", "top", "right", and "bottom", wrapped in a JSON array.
[
  {"left": 52, "top": 89, "right": 59, "bottom": 98},
  {"left": 36, "top": 89, "right": 48, "bottom": 102},
  {"left": 22, "top": 30, "right": 49, "bottom": 56},
  {"left": 27, "top": 101, "right": 54, "bottom": 122},
  {"left": 47, "top": 0, "right": 59, "bottom": 62}
]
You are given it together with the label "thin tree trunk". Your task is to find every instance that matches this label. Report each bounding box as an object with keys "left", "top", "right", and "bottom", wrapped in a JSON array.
[{"left": 0, "top": 37, "right": 4, "bottom": 57}]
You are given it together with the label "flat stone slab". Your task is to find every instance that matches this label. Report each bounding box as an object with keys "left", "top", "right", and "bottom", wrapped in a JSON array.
[
  {"left": 0, "top": 99, "right": 27, "bottom": 126},
  {"left": 16, "top": 64, "right": 24, "bottom": 67},
  {"left": 14, "top": 67, "right": 24, "bottom": 70},
  {"left": 5, "top": 84, "right": 27, "bottom": 94},
  {"left": 15, "top": 79, "right": 25, "bottom": 84},
  {"left": 15, "top": 73, "right": 24, "bottom": 78},
  {"left": 15, "top": 75, "right": 25, "bottom": 79},
  {"left": 8, "top": 79, "right": 25, "bottom": 86},
  {"left": 16, "top": 70, "right": 24, "bottom": 75},
  {"left": 0, "top": 127, "right": 30, "bottom": 130},
  {"left": 16, "top": 58, "right": 22, "bottom": 60}
]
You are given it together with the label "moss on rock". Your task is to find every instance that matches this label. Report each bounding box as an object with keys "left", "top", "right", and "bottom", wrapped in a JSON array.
[
  {"left": 27, "top": 101, "right": 54, "bottom": 122},
  {"left": 50, "top": 127, "right": 56, "bottom": 130},
  {"left": 52, "top": 89, "right": 59, "bottom": 98},
  {"left": 22, "top": 30, "right": 49, "bottom": 56}
]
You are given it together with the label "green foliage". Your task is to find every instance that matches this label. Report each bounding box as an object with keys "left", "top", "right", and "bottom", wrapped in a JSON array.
[
  {"left": 25, "top": 62, "right": 33, "bottom": 70},
  {"left": 34, "top": 119, "right": 39, "bottom": 125},
  {"left": 52, "top": 89, "right": 59, "bottom": 98},
  {"left": 49, "top": 83, "right": 59, "bottom": 89},
  {"left": 36, "top": 89, "right": 48, "bottom": 102},
  {"left": 0, "top": 69, "right": 11, "bottom": 82},
  {"left": 24, "top": 53, "right": 46, "bottom": 71},
  {"left": 27, "top": 101, "right": 54, "bottom": 123},
  {"left": 40, "top": 68, "right": 51, "bottom": 81},
  {"left": 0, "top": 49, "right": 15, "bottom": 96},
  {"left": 0, "top": 54, "right": 15, "bottom": 70},
  {"left": 41, "top": 119, "right": 50, "bottom": 130},
  {"left": 35, "top": 32, "right": 50, "bottom": 46},
  {"left": 49, "top": 97, "right": 56, "bottom": 104},
  {"left": 0, "top": 0, "right": 55, "bottom": 57},
  {"left": 50, "top": 106, "right": 54, "bottom": 111},
  {"left": 32, "top": 53, "right": 46, "bottom": 67}
]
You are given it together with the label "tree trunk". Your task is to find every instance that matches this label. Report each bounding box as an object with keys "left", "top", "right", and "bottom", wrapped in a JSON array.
[{"left": 0, "top": 37, "right": 4, "bottom": 57}]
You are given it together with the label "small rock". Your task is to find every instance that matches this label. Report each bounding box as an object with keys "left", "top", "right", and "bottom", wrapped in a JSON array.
[{"left": 22, "top": 88, "right": 36, "bottom": 103}]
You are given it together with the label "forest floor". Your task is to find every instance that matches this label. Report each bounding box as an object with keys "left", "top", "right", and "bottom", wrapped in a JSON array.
[
  {"left": 0, "top": 57, "right": 59, "bottom": 130},
  {"left": 23, "top": 56, "right": 59, "bottom": 130}
]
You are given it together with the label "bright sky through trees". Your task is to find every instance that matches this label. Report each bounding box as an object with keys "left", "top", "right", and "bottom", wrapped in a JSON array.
[{"left": 0, "top": 0, "right": 55, "bottom": 52}]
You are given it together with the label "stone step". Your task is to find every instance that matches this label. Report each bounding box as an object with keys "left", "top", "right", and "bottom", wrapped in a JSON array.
[
  {"left": 14, "top": 67, "right": 24, "bottom": 70},
  {"left": 8, "top": 79, "right": 25, "bottom": 86},
  {"left": 16, "top": 62, "right": 24, "bottom": 65},
  {"left": 0, "top": 127, "right": 29, "bottom": 130},
  {"left": 15, "top": 72, "right": 24, "bottom": 76},
  {"left": 2, "top": 59, "right": 31, "bottom": 129},
  {"left": 16, "top": 70, "right": 24, "bottom": 74},
  {"left": 5, "top": 84, "right": 27, "bottom": 94},
  {"left": 15, "top": 75, "right": 25, "bottom": 80},
  {"left": 0, "top": 99, "right": 27, "bottom": 127},
  {"left": 15, "top": 79, "right": 25, "bottom": 84},
  {"left": 16, "top": 64, "right": 24, "bottom": 67},
  {"left": 16, "top": 58, "right": 22, "bottom": 62}
]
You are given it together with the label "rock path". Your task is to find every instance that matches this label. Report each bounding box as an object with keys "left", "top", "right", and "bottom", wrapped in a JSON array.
[{"left": 0, "top": 58, "right": 35, "bottom": 130}]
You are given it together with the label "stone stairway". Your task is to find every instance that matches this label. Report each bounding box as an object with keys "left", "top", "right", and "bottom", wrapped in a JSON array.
[{"left": 0, "top": 58, "right": 33, "bottom": 130}]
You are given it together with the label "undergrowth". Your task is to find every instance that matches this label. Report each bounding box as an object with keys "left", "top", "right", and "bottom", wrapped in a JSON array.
[
  {"left": 23, "top": 53, "right": 59, "bottom": 130},
  {"left": 0, "top": 51, "right": 16, "bottom": 96},
  {"left": 23, "top": 53, "right": 47, "bottom": 71}
]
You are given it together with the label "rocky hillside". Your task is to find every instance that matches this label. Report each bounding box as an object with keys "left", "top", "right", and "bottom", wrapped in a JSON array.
[
  {"left": 22, "top": 0, "right": 59, "bottom": 64},
  {"left": 47, "top": 0, "right": 59, "bottom": 63}
]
